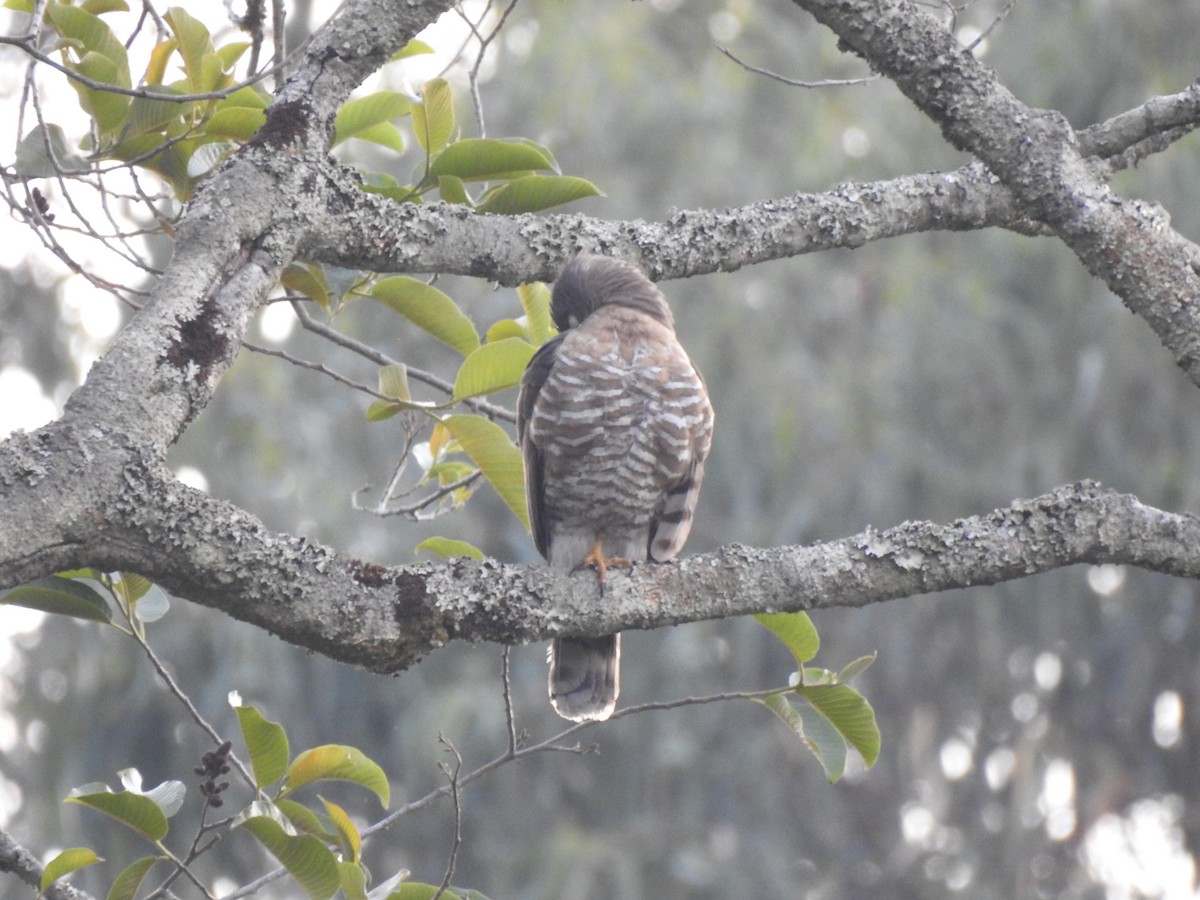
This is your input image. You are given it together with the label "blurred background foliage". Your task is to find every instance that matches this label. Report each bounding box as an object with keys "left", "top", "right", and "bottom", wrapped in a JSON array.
[{"left": 4, "top": 0, "right": 1200, "bottom": 897}]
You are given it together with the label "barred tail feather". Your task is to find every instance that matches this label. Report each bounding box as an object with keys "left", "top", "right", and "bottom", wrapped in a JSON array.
[{"left": 549, "top": 634, "right": 621, "bottom": 722}]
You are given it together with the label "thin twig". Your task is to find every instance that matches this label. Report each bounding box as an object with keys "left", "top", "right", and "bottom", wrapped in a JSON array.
[
  {"left": 431, "top": 736, "right": 464, "bottom": 900},
  {"left": 716, "top": 44, "right": 878, "bottom": 88}
]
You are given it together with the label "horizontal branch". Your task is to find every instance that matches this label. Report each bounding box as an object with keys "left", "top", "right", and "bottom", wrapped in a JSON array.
[{"left": 301, "top": 75, "right": 1200, "bottom": 286}]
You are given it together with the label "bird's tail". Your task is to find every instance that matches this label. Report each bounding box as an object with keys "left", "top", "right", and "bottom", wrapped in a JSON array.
[{"left": 549, "top": 634, "right": 620, "bottom": 722}]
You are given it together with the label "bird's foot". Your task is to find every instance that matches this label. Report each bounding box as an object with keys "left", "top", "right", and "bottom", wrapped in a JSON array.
[{"left": 572, "top": 541, "right": 632, "bottom": 590}]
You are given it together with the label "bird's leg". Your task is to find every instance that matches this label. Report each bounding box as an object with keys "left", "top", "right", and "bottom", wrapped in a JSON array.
[{"left": 573, "top": 538, "right": 632, "bottom": 590}]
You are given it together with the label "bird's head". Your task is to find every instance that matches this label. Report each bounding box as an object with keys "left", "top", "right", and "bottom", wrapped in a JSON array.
[{"left": 550, "top": 255, "right": 675, "bottom": 332}]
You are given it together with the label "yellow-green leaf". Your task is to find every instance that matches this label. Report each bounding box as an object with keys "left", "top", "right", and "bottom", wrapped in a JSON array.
[
  {"left": 235, "top": 704, "right": 290, "bottom": 789},
  {"left": 441, "top": 414, "right": 528, "bottom": 529},
  {"left": 321, "top": 798, "right": 360, "bottom": 863},
  {"left": 282, "top": 745, "right": 390, "bottom": 808},
  {"left": 377, "top": 363, "right": 411, "bottom": 401},
  {"left": 66, "top": 789, "right": 169, "bottom": 841},
  {"left": 106, "top": 855, "right": 162, "bottom": 900},
  {"left": 338, "top": 861, "right": 369, "bottom": 900},
  {"left": 476, "top": 175, "right": 601, "bottom": 215},
  {"left": 237, "top": 808, "right": 341, "bottom": 900},
  {"left": 437, "top": 174, "right": 470, "bottom": 205},
  {"left": 754, "top": 611, "right": 820, "bottom": 669},
  {"left": 2, "top": 575, "right": 111, "bottom": 622},
  {"left": 280, "top": 263, "right": 330, "bottom": 309},
  {"left": 415, "top": 537, "right": 484, "bottom": 561},
  {"left": 333, "top": 91, "right": 411, "bottom": 147},
  {"left": 164, "top": 7, "right": 214, "bottom": 93},
  {"left": 81, "top": 0, "right": 128, "bottom": 13},
  {"left": 392, "top": 38, "right": 434, "bottom": 60},
  {"left": 46, "top": 3, "right": 130, "bottom": 82},
  {"left": 41, "top": 848, "right": 103, "bottom": 892},
  {"left": 73, "top": 50, "right": 133, "bottom": 137},
  {"left": 411, "top": 77, "right": 454, "bottom": 155},
  {"left": 388, "top": 885, "right": 466, "bottom": 900},
  {"left": 204, "top": 106, "right": 265, "bottom": 140},
  {"left": 428, "top": 138, "right": 553, "bottom": 182},
  {"left": 797, "top": 683, "right": 881, "bottom": 768},
  {"left": 371, "top": 277, "right": 480, "bottom": 356},
  {"left": 485, "top": 318, "right": 528, "bottom": 343},
  {"left": 517, "top": 282, "right": 555, "bottom": 346},
  {"left": 452, "top": 337, "right": 534, "bottom": 402}
]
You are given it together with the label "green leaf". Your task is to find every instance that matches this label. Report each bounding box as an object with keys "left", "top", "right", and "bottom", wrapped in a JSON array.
[
  {"left": 392, "top": 38, "right": 434, "bottom": 60},
  {"left": 236, "top": 805, "right": 341, "bottom": 900},
  {"left": 411, "top": 78, "right": 454, "bottom": 155},
  {"left": 475, "top": 175, "right": 601, "bottom": 215},
  {"left": 280, "top": 262, "right": 330, "bottom": 309},
  {"left": 4, "top": 0, "right": 35, "bottom": 12},
  {"left": 441, "top": 414, "right": 529, "bottom": 529},
  {"left": 112, "top": 572, "right": 152, "bottom": 604},
  {"left": 275, "top": 798, "right": 336, "bottom": 839},
  {"left": 517, "top": 282, "right": 555, "bottom": 347},
  {"left": 838, "top": 652, "right": 877, "bottom": 684},
  {"left": 452, "top": 337, "right": 535, "bottom": 402},
  {"left": 754, "top": 611, "right": 819, "bottom": 669},
  {"left": 485, "top": 319, "right": 528, "bottom": 343},
  {"left": 14, "top": 124, "right": 90, "bottom": 176},
  {"left": 124, "top": 91, "right": 188, "bottom": 139},
  {"left": 339, "top": 860, "right": 369, "bottom": 900},
  {"left": 204, "top": 106, "right": 266, "bottom": 140},
  {"left": 281, "top": 745, "right": 390, "bottom": 808},
  {"left": 46, "top": 3, "right": 130, "bottom": 82},
  {"left": 81, "top": 0, "right": 129, "bottom": 13},
  {"left": 164, "top": 6, "right": 215, "bottom": 93},
  {"left": 73, "top": 50, "right": 134, "bottom": 137},
  {"left": 365, "top": 363, "right": 442, "bottom": 421},
  {"left": 796, "top": 683, "right": 882, "bottom": 768},
  {"left": 41, "top": 848, "right": 103, "bottom": 892},
  {"left": 333, "top": 91, "right": 411, "bottom": 147},
  {"left": 757, "top": 693, "right": 847, "bottom": 782},
  {"left": 321, "top": 798, "right": 360, "bottom": 863},
  {"left": 370, "top": 277, "right": 480, "bottom": 356},
  {"left": 377, "top": 363, "right": 411, "bottom": 401},
  {"left": 106, "top": 855, "right": 162, "bottom": 900},
  {"left": 235, "top": 704, "right": 290, "bottom": 789},
  {"left": 215, "top": 40, "right": 251, "bottom": 72},
  {"left": 436, "top": 175, "right": 470, "bottom": 205},
  {"left": 428, "top": 138, "right": 554, "bottom": 182},
  {"left": 2, "top": 576, "right": 111, "bottom": 622},
  {"left": 415, "top": 537, "right": 484, "bottom": 561},
  {"left": 66, "top": 788, "right": 169, "bottom": 841}
]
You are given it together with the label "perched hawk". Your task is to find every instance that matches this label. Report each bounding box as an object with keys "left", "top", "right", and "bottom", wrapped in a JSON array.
[{"left": 517, "top": 255, "right": 715, "bottom": 722}]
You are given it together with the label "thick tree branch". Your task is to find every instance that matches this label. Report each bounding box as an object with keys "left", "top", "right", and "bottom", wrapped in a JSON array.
[{"left": 793, "top": 0, "right": 1200, "bottom": 386}]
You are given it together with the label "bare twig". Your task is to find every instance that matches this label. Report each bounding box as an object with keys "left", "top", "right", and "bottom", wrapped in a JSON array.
[
  {"left": 716, "top": 44, "right": 878, "bottom": 88},
  {"left": 431, "top": 736, "right": 465, "bottom": 900}
]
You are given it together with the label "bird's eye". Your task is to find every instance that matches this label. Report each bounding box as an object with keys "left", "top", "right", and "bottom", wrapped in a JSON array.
[{"left": 568, "top": 314, "right": 581, "bottom": 328}]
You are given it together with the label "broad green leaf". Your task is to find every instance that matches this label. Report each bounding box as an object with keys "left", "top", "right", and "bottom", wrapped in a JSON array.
[
  {"left": 106, "top": 855, "right": 161, "bottom": 900},
  {"left": 754, "top": 611, "right": 819, "bottom": 669},
  {"left": 144, "top": 38, "right": 176, "bottom": 86},
  {"left": 797, "top": 683, "right": 881, "bottom": 768},
  {"left": 377, "top": 363, "right": 411, "bottom": 401},
  {"left": 757, "top": 693, "right": 847, "bottom": 782},
  {"left": 73, "top": 50, "right": 133, "bottom": 137},
  {"left": 4, "top": 0, "right": 35, "bottom": 12},
  {"left": 204, "top": 106, "right": 265, "bottom": 140},
  {"left": 476, "top": 175, "right": 601, "bottom": 215},
  {"left": 113, "top": 572, "right": 152, "bottom": 604},
  {"left": 436, "top": 175, "right": 470, "bottom": 205},
  {"left": 217, "top": 85, "right": 269, "bottom": 110},
  {"left": 66, "top": 788, "right": 169, "bottom": 841},
  {"left": 280, "top": 262, "right": 330, "bottom": 309},
  {"left": 321, "top": 798, "right": 361, "bottom": 863},
  {"left": 838, "top": 652, "right": 877, "bottom": 684},
  {"left": 392, "top": 38, "right": 434, "bottom": 60},
  {"left": 517, "top": 282, "right": 555, "bottom": 346},
  {"left": 235, "top": 704, "right": 290, "bottom": 789},
  {"left": 13, "top": 124, "right": 90, "bottom": 176},
  {"left": 428, "top": 138, "right": 553, "bottom": 182},
  {"left": 215, "top": 40, "right": 251, "bottom": 72},
  {"left": 164, "top": 7, "right": 214, "bottom": 93},
  {"left": 415, "top": 537, "right": 484, "bottom": 561},
  {"left": 282, "top": 745, "right": 390, "bottom": 808},
  {"left": 370, "top": 277, "right": 480, "bottom": 356},
  {"left": 2, "top": 576, "right": 111, "bottom": 622},
  {"left": 41, "top": 848, "right": 103, "bottom": 892},
  {"left": 347, "top": 122, "right": 406, "bottom": 152},
  {"left": 124, "top": 91, "right": 188, "bottom": 138},
  {"left": 485, "top": 319, "right": 527, "bottom": 343},
  {"left": 237, "top": 810, "right": 341, "bottom": 900},
  {"left": 46, "top": 3, "right": 130, "bottom": 82},
  {"left": 333, "top": 91, "right": 411, "bottom": 147},
  {"left": 339, "top": 861, "right": 369, "bottom": 900},
  {"left": 276, "top": 798, "right": 336, "bottom": 839},
  {"left": 452, "top": 338, "right": 534, "bottom": 402},
  {"left": 441, "top": 414, "right": 528, "bottom": 529},
  {"left": 411, "top": 78, "right": 453, "bottom": 155}
]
